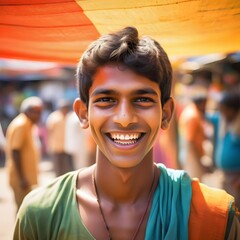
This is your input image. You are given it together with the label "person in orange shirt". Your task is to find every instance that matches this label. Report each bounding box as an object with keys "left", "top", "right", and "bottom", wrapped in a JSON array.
[
  {"left": 178, "top": 93, "right": 211, "bottom": 180},
  {"left": 6, "top": 96, "right": 43, "bottom": 210}
]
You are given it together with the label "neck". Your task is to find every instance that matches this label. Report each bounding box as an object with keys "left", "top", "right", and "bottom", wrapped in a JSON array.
[{"left": 94, "top": 151, "right": 156, "bottom": 204}]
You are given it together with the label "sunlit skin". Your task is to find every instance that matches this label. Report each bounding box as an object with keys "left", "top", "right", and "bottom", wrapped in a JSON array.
[
  {"left": 26, "top": 106, "right": 43, "bottom": 124},
  {"left": 74, "top": 64, "right": 174, "bottom": 240}
]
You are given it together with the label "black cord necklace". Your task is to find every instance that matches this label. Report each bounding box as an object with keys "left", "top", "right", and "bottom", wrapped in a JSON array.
[{"left": 92, "top": 168, "right": 156, "bottom": 240}]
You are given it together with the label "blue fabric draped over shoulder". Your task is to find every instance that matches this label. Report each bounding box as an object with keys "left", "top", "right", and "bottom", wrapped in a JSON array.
[{"left": 145, "top": 164, "right": 192, "bottom": 240}]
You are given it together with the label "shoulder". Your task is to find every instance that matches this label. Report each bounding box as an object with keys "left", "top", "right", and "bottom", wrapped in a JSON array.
[
  {"left": 155, "top": 166, "right": 239, "bottom": 239},
  {"left": 6, "top": 114, "right": 29, "bottom": 138},
  {"left": 156, "top": 163, "right": 192, "bottom": 198},
  {"left": 157, "top": 163, "right": 190, "bottom": 181},
  {"left": 18, "top": 170, "right": 78, "bottom": 217},
  {"left": 8, "top": 114, "right": 26, "bottom": 129},
  {"left": 189, "top": 179, "right": 236, "bottom": 240},
  {"left": 15, "top": 170, "right": 80, "bottom": 238}
]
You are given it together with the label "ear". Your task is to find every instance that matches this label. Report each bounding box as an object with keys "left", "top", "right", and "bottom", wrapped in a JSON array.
[
  {"left": 161, "top": 97, "right": 174, "bottom": 130},
  {"left": 73, "top": 98, "right": 89, "bottom": 129}
]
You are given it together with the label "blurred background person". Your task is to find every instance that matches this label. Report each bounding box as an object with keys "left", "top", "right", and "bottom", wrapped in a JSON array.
[
  {"left": 207, "top": 88, "right": 240, "bottom": 209},
  {"left": 38, "top": 101, "right": 54, "bottom": 159},
  {"left": 64, "top": 111, "right": 96, "bottom": 169},
  {"left": 178, "top": 88, "right": 211, "bottom": 180},
  {"left": 0, "top": 123, "right": 6, "bottom": 167},
  {"left": 46, "top": 99, "right": 74, "bottom": 176},
  {"left": 5, "top": 96, "right": 43, "bottom": 211}
]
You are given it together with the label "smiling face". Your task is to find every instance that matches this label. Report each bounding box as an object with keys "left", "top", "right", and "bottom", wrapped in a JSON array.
[{"left": 74, "top": 64, "right": 173, "bottom": 168}]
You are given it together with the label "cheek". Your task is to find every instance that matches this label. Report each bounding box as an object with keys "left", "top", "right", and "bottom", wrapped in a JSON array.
[
  {"left": 148, "top": 110, "right": 162, "bottom": 130},
  {"left": 148, "top": 114, "right": 161, "bottom": 125},
  {"left": 143, "top": 109, "right": 162, "bottom": 140},
  {"left": 89, "top": 107, "right": 105, "bottom": 123},
  {"left": 144, "top": 108, "right": 162, "bottom": 127},
  {"left": 88, "top": 108, "right": 106, "bottom": 138}
]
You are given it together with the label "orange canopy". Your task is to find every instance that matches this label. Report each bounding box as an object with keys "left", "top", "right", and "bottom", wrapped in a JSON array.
[{"left": 1, "top": 0, "right": 240, "bottom": 64}]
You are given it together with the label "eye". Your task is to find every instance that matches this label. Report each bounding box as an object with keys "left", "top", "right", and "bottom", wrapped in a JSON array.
[
  {"left": 97, "top": 97, "right": 113, "bottom": 102},
  {"left": 134, "top": 97, "right": 156, "bottom": 107},
  {"left": 135, "top": 97, "right": 152, "bottom": 102},
  {"left": 94, "top": 97, "right": 116, "bottom": 108}
]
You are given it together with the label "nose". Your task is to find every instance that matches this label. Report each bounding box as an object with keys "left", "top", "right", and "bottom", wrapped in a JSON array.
[{"left": 113, "top": 100, "right": 138, "bottom": 127}]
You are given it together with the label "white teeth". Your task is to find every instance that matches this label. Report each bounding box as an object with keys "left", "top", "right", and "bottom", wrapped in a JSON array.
[
  {"left": 109, "top": 133, "right": 143, "bottom": 146},
  {"left": 114, "top": 140, "right": 136, "bottom": 145},
  {"left": 110, "top": 133, "right": 141, "bottom": 140}
]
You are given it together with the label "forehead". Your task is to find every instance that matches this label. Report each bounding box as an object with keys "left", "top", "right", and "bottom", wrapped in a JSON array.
[{"left": 89, "top": 65, "right": 160, "bottom": 96}]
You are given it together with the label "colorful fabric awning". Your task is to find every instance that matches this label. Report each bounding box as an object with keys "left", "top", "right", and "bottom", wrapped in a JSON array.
[{"left": 1, "top": 0, "right": 240, "bottom": 64}]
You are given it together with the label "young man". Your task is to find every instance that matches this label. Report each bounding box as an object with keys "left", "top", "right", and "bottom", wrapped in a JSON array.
[{"left": 14, "top": 27, "right": 239, "bottom": 239}]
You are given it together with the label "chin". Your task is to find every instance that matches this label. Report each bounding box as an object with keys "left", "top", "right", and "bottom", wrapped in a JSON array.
[{"left": 109, "top": 158, "right": 143, "bottom": 169}]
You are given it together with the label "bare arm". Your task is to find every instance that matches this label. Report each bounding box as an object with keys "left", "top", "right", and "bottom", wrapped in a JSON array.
[
  {"left": 12, "top": 149, "right": 29, "bottom": 189},
  {"left": 188, "top": 140, "right": 213, "bottom": 172}
]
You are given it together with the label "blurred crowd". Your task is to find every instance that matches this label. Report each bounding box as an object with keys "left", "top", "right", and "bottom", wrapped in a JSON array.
[
  {"left": 174, "top": 66, "right": 240, "bottom": 209},
  {"left": 0, "top": 57, "right": 239, "bottom": 210}
]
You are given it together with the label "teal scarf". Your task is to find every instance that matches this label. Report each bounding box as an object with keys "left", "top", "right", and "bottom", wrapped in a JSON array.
[{"left": 145, "top": 164, "right": 192, "bottom": 240}]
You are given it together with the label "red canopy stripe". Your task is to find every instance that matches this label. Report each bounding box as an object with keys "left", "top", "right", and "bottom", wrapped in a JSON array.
[{"left": 0, "top": 0, "right": 100, "bottom": 63}]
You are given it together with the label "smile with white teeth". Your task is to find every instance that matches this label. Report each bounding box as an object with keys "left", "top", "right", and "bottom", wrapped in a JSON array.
[{"left": 109, "top": 133, "right": 142, "bottom": 145}]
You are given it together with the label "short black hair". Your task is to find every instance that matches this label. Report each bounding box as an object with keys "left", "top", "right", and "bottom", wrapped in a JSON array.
[{"left": 76, "top": 26, "right": 172, "bottom": 107}]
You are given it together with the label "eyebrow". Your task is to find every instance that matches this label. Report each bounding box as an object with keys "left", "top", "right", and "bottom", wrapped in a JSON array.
[
  {"left": 91, "top": 89, "right": 116, "bottom": 97},
  {"left": 134, "top": 88, "right": 159, "bottom": 96},
  {"left": 91, "top": 88, "right": 159, "bottom": 97}
]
